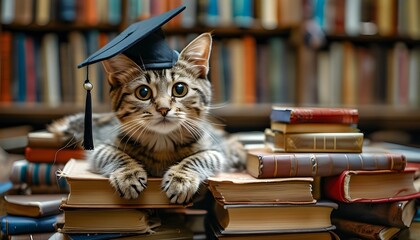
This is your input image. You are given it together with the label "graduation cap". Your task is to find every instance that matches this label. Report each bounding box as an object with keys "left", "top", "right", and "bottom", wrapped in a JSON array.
[{"left": 78, "top": 5, "right": 186, "bottom": 150}]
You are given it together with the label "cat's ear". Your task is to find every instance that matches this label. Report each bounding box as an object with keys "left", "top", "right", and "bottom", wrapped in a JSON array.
[
  {"left": 179, "top": 33, "right": 212, "bottom": 78},
  {"left": 102, "top": 54, "right": 141, "bottom": 86}
]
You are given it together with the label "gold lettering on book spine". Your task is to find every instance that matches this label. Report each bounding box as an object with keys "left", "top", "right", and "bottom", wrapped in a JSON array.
[{"left": 273, "top": 155, "right": 278, "bottom": 177}]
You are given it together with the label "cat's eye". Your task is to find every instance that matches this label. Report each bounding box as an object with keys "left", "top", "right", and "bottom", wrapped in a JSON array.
[
  {"left": 135, "top": 85, "right": 152, "bottom": 100},
  {"left": 172, "top": 83, "right": 188, "bottom": 97}
]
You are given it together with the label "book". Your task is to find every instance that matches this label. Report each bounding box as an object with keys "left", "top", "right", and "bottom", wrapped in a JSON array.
[
  {"left": 61, "top": 159, "right": 185, "bottom": 207},
  {"left": 264, "top": 128, "right": 363, "bottom": 153},
  {"left": 207, "top": 219, "right": 340, "bottom": 240},
  {"left": 0, "top": 214, "right": 61, "bottom": 235},
  {"left": 207, "top": 172, "right": 315, "bottom": 204},
  {"left": 270, "top": 107, "right": 359, "bottom": 124},
  {"left": 9, "top": 159, "right": 68, "bottom": 188},
  {"left": 25, "top": 147, "right": 85, "bottom": 163},
  {"left": 332, "top": 199, "right": 416, "bottom": 228},
  {"left": 323, "top": 168, "right": 420, "bottom": 203},
  {"left": 270, "top": 122, "right": 359, "bottom": 133},
  {"left": 61, "top": 207, "right": 160, "bottom": 233},
  {"left": 27, "top": 130, "right": 75, "bottom": 148},
  {"left": 213, "top": 200, "right": 337, "bottom": 234},
  {"left": 246, "top": 149, "right": 406, "bottom": 178},
  {"left": 332, "top": 218, "right": 402, "bottom": 240},
  {"left": 4, "top": 194, "right": 67, "bottom": 217}
]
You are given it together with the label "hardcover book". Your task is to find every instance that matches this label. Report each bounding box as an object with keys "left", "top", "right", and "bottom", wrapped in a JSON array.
[
  {"left": 61, "top": 207, "right": 160, "bottom": 234},
  {"left": 323, "top": 168, "right": 420, "bottom": 203},
  {"left": 270, "top": 122, "right": 359, "bottom": 133},
  {"left": 270, "top": 107, "right": 359, "bottom": 124},
  {"left": 246, "top": 149, "right": 406, "bottom": 178},
  {"left": 213, "top": 200, "right": 337, "bottom": 234},
  {"left": 27, "top": 130, "right": 75, "bottom": 148},
  {"left": 264, "top": 128, "right": 363, "bottom": 153},
  {"left": 4, "top": 194, "right": 67, "bottom": 217},
  {"left": 61, "top": 159, "right": 186, "bottom": 207},
  {"left": 0, "top": 214, "right": 61, "bottom": 235},
  {"left": 332, "top": 218, "right": 402, "bottom": 240},
  {"left": 207, "top": 172, "right": 315, "bottom": 204},
  {"left": 25, "top": 147, "right": 85, "bottom": 163},
  {"left": 332, "top": 199, "right": 416, "bottom": 228}
]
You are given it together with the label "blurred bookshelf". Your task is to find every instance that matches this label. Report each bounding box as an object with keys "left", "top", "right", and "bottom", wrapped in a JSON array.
[{"left": 1, "top": 0, "right": 420, "bottom": 144}]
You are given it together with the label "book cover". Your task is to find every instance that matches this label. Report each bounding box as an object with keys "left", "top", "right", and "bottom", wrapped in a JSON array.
[
  {"left": 213, "top": 200, "right": 337, "bottom": 234},
  {"left": 0, "top": 214, "right": 61, "bottom": 235},
  {"left": 332, "top": 199, "right": 416, "bottom": 228},
  {"left": 246, "top": 149, "right": 406, "bottom": 178},
  {"left": 270, "top": 107, "right": 359, "bottom": 124},
  {"left": 61, "top": 159, "right": 187, "bottom": 207},
  {"left": 270, "top": 122, "right": 359, "bottom": 134},
  {"left": 27, "top": 131, "right": 74, "bottom": 148},
  {"left": 332, "top": 218, "right": 402, "bottom": 240},
  {"left": 4, "top": 194, "right": 67, "bottom": 217},
  {"left": 265, "top": 128, "right": 363, "bottom": 153},
  {"left": 25, "top": 147, "right": 85, "bottom": 163},
  {"left": 323, "top": 168, "right": 420, "bottom": 203},
  {"left": 207, "top": 172, "right": 315, "bottom": 204}
]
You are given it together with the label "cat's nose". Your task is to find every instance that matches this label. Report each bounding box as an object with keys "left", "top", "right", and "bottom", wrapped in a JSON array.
[{"left": 157, "top": 107, "right": 170, "bottom": 117}]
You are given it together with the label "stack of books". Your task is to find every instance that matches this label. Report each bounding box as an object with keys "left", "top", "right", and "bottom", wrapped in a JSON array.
[
  {"left": 8, "top": 130, "right": 83, "bottom": 194},
  {"left": 53, "top": 159, "right": 196, "bottom": 239},
  {"left": 205, "top": 106, "right": 420, "bottom": 239},
  {"left": 0, "top": 194, "right": 66, "bottom": 239}
]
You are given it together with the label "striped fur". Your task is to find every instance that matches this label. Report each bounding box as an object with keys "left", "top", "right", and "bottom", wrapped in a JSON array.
[{"left": 49, "top": 33, "right": 246, "bottom": 203}]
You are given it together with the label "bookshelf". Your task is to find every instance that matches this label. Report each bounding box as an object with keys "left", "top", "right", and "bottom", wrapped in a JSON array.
[{"left": 1, "top": 0, "right": 420, "bottom": 144}]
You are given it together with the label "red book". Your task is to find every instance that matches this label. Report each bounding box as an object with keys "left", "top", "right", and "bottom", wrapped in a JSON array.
[
  {"left": 0, "top": 31, "right": 12, "bottom": 102},
  {"left": 25, "top": 36, "right": 36, "bottom": 102},
  {"left": 270, "top": 107, "right": 359, "bottom": 124},
  {"left": 323, "top": 168, "right": 420, "bottom": 203},
  {"left": 25, "top": 147, "right": 85, "bottom": 163}
]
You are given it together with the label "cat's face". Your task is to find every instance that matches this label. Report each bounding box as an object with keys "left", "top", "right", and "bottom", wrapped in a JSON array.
[{"left": 102, "top": 33, "right": 212, "bottom": 135}]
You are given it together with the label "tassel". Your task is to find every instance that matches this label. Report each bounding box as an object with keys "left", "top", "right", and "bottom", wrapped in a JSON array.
[{"left": 83, "top": 67, "right": 94, "bottom": 150}]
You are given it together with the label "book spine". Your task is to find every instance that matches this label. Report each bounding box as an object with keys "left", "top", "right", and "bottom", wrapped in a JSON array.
[
  {"left": 0, "top": 215, "right": 59, "bottom": 235},
  {"left": 267, "top": 131, "right": 364, "bottom": 153},
  {"left": 9, "top": 160, "right": 68, "bottom": 188},
  {"left": 25, "top": 147, "right": 85, "bottom": 163},
  {"left": 332, "top": 218, "right": 393, "bottom": 240},
  {"left": 256, "top": 153, "right": 406, "bottom": 178},
  {"left": 270, "top": 108, "right": 359, "bottom": 124}
]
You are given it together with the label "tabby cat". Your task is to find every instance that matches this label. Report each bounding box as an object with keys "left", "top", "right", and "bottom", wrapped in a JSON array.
[{"left": 49, "top": 33, "right": 246, "bottom": 204}]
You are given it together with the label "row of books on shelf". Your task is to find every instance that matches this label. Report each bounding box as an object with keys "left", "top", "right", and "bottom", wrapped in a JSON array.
[
  {"left": 315, "top": 0, "right": 420, "bottom": 39},
  {"left": 2, "top": 106, "right": 420, "bottom": 239},
  {"left": 1, "top": 0, "right": 303, "bottom": 30},
  {"left": 0, "top": 0, "right": 123, "bottom": 26},
  {"left": 314, "top": 41, "right": 420, "bottom": 107}
]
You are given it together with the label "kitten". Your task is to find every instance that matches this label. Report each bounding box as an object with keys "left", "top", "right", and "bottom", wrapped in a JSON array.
[{"left": 49, "top": 33, "right": 246, "bottom": 204}]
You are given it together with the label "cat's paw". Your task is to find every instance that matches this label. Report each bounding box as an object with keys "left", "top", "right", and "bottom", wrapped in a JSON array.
[
  {"left": 161, "top": 168, "right": 200, "bottom": 204},
  {"left": 109, "top": 168, "right": 148, "bottom": 199}
]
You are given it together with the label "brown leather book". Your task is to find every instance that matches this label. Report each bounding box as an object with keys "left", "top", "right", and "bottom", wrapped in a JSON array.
[
  {"left": 247, "top": 149, "right": 406, "bottom": 178},
  {"left": 332, "top": 199, "right": 416, "bottom": 228},
  {"left": 332, "top": 218, "right": 402, "bottom": 240}
]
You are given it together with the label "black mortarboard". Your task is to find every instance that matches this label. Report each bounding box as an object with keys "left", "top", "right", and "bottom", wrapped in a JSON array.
[{"left": 78, "top": 5, "right": 186, "bottom": 150}]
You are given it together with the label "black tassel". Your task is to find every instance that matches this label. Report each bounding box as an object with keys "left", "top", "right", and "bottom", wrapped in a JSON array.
[{"left": 83, "top": 67, "right": 94, "bottom": 150}]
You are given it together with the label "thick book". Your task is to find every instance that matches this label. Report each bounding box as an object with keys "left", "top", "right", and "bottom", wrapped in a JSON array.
[
  {"left": 332, "top": 199, "right": 416, "bottom": 228},
  {"left": 27, "top": 130, "right": 75, "bottom": 148},
  {"left": 264, "top": 128, "right": 363, "bottom": 153},
  {"left": 61, "top": 159, "right": 186, "bottom": 207},
  {"left": 61, "top": 207, "right": 160, "bottom": 234},
  {"left": 9, "top": 159, "right": 68, "bottom": 188},
  {"left": 323, "top": 168, "right": 420, "bottom": 203},
  {"left": 270, "top": 107, "right": 359, "bottom": 124},
  {"left": 207, "top": 172, "right": 315, "bottom": 204},
  {"left": 4, "top": 194, "right": 67, "bottom": 217},
  {"left": 0, "top": 214, "right": 61, "bottom": 235},
  {"left": 332, "top": 218, "right": 402, "bottom": 240},
  {"left": 213, "top": 200, "right": 337, "bottom": 234},
  {"left": 246, "top": 149, "right": 406, "bottom": 178},
  {"left": 25, "top": 147, "right": 85, "bottom": 163},
  {"left": 270, "top": 122, "right": 359, "bottom": 133}
]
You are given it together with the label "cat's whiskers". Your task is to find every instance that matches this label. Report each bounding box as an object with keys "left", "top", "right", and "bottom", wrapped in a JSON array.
[{"left": 184, "top": 118, "right": 220, "bottom": 144}]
